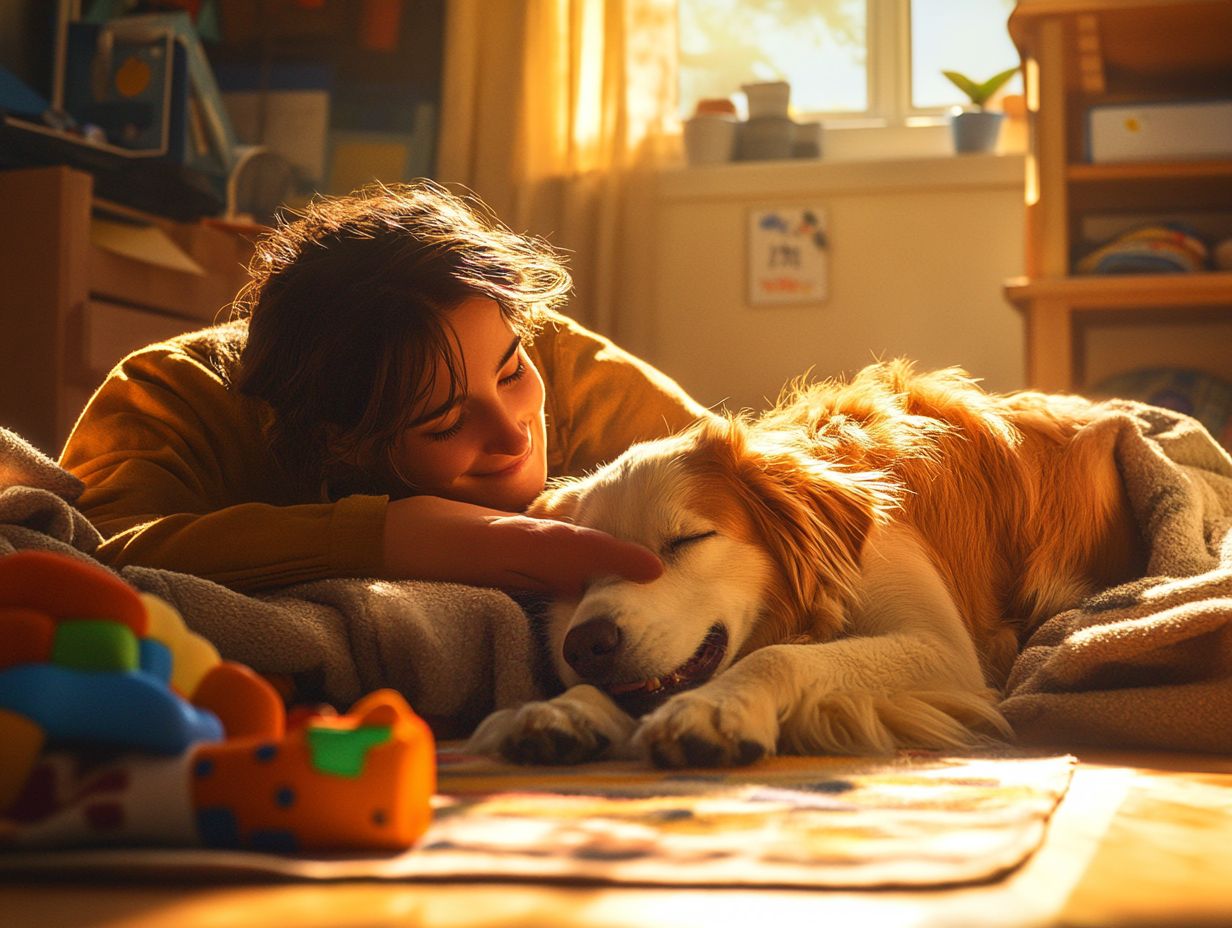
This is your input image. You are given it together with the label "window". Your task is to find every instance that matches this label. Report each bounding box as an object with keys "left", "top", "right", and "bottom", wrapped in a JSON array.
[
  {"left": 678, "top": 0, "right": 1021, "bottom": 124},
  {"left": 910, "top": 0, "right": 1022, "bottom": 110}
]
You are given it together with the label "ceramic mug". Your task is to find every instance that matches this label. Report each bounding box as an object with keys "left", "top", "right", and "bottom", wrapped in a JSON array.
[
  {"left": 741, "top": 81, "right": 791, "bottom": 119},
  {"left": 684, "top": 114, "right": 737, "bottom": 165}
]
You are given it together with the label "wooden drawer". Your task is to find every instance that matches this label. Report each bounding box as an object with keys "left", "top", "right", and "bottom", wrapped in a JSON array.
[
  {"left": 87, "top": 220, "right": 254, "bottom": 324},
  {"left": 74, "top": 299, "right": 205, "bottom": 383}
]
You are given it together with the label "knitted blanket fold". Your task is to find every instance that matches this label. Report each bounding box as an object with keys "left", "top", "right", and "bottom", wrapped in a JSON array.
[
  {"left": 0, "top": 428, "right": 544, "bottom": 737},
  {"left": 1000, "top": 401, "right": 1232, "bottom": 753}
]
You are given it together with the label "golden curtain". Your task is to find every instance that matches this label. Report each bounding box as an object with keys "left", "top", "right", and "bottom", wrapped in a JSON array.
[{"left": 435, "top": 0, "right": 680, "bottom": 345}]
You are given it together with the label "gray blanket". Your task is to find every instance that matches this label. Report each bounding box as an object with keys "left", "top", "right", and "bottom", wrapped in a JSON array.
[
  {"left": 0, "top": 429, "right": 544, "bottom": 737},
  {"left": 1000, "top": 401, "right": 1232, "bottom": 753},
  {"left": 4, "top": 401, "right": 1231, "bottom": 753}
]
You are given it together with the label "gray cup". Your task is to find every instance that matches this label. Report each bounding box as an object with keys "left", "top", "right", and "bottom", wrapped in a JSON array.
[{"left": 737, "top": 116, "right": 795, "bottom": 161}]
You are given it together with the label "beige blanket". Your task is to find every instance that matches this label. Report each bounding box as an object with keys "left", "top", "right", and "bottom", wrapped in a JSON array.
[
  {"left": 1001, "top": 401, "right": 1232, "bottom": 753},
  {"left": 4, "top": 401, "right": 1231, "bottom": 753},
  {"left": 0, "top": 428, "right": 544, "bottom": 738}
]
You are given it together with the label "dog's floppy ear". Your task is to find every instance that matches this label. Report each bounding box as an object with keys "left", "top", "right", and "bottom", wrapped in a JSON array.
[{"left": 690, "top": 416, "right": 899, "bottom": 642}]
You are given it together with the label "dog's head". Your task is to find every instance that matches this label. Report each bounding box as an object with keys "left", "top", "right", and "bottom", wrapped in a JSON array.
[{"left": 530, "top": 414, "right": 894, "bottom": 716}]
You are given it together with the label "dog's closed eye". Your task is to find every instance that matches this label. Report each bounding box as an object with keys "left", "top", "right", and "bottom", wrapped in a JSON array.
[{"left": 663, "top": 531, "right": 718, "bottom": 558}]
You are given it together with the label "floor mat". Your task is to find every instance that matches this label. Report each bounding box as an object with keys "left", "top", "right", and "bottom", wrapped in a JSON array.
[{"left": 0, "top": 751, "right": 1073, "bottom": 888}]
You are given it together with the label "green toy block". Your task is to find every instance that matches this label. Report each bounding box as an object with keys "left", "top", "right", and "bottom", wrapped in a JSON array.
[
  {"left": 305, "top": 725, "right": 392, "bottom": 778},
  {"left": 52, "top": 620, "right": 140, "bottom": 672}
]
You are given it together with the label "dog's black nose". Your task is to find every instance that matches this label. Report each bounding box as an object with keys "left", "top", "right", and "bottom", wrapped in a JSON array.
[{"left": 563, "top": 617, "right": 622, "bottom": 680}]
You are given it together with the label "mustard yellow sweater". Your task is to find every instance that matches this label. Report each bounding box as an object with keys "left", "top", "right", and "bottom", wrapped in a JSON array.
[{"left": 60, "top": 311, "right": 707, "bottom": 592}]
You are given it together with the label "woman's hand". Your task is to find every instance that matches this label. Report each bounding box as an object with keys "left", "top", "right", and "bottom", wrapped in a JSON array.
[{"left": 381, "top": 495, "right": 662, "bottom": 596}]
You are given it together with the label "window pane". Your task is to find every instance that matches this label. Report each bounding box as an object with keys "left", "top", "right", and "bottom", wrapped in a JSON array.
[
  {"left": 911, "top": 0, "right": 1021, "bottom": 110},
  {"left": 678, "top": 0, "right": 868, "bottom": 118}
]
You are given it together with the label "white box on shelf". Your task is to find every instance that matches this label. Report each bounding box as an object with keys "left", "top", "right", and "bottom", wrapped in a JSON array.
[{"left": 1087, "top": 100, "right": 1232, "bottom": 163}]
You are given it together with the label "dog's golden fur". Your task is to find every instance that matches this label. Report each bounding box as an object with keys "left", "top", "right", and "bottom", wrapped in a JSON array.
[
  {"left": 469, "top": 361, "right": 1145, "bottom": 767},
  {"left": 686, "top": 360, "right": 1143, "bottom": 686}
]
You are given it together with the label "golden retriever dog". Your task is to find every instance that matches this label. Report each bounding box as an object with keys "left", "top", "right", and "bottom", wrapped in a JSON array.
[{"left": 468, "top": 361, "right": 1143, "bottom": 767}]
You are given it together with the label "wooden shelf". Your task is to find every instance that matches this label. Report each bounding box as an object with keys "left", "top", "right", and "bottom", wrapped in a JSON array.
[
  {"left": 1005, "top": 271, "right": 1232, "bottom": 310},
  {"left": 1067, "top": 160, "right": 1232, "bottom": 182},
  {"left": 1066, "top": 161, "right": 1232, "bottom": 211},
  {"left": 1011, "top": 0, "right": 1232, "bottom": 96}
]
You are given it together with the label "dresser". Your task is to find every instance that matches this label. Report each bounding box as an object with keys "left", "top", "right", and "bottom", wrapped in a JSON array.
[{"left": 0, "top": 166, "right": 257, "bottom": 456}]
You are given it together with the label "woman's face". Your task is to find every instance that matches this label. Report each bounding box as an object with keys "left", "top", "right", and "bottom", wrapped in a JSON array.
[{"left": 390, "top": 297, "right": 548, "bottom": 512}]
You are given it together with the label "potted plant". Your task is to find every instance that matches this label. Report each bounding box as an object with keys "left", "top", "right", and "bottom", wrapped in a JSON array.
[{"left": 942, "top": 66, "right": 1019, "bottom": 154}]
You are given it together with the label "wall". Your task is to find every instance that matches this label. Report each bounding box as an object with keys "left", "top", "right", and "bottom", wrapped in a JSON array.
[{"left": 634, "top": 153, "right": 1027, "bottom": 413}]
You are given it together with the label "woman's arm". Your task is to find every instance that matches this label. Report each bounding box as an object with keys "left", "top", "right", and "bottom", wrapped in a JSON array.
[
  {"left": 60, "top": 331, "right": 391, "bottom": 592},
  {"left": 62, "top": 327, "right": 664, "bottom": 594}
]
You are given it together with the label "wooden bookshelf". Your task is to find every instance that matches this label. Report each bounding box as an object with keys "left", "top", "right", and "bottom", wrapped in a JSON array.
[{"left": 1005, "top": 0, "right": 1232, "bottom": 392}]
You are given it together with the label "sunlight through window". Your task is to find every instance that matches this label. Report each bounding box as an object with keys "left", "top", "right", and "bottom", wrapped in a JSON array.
[
  {"left": 911, "top": 0, "right": 1021, "bottom": 109},
  {"left": 678, "top": 0, "right": 867, "bottom": 117},
  {"left": 678, "top": 0, "right": 1021, "bottom": 121}
]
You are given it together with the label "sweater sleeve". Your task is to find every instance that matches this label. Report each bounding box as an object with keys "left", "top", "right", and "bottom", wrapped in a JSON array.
[
  {"left": 533, "top": 313, "right": 712, "bottom": 477},
  {"left": 59, "top": 331, "right": 387, "bottom": 592}
]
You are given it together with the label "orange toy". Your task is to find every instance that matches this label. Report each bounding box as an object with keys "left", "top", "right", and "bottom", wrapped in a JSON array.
[
  {"left": 0, "top": 550, "right": 147, "bottom": 634},
  {"left": 191, "top": 662, "right": 285, "bottom": 741},
  {"left": 191, "top": 690, "right": 436, "bottom": 851},
  {"left": 0, "top": 607, "right": 55, "bottom": 670}
]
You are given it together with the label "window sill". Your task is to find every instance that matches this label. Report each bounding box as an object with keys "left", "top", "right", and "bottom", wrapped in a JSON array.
[{"left": 655, "top": 150, "right": 1026, "bottom": 202}]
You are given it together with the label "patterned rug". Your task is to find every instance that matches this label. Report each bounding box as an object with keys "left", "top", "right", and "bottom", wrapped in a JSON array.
[{"left": 0, "top": 751, "right": 1074, "bottom": 888}]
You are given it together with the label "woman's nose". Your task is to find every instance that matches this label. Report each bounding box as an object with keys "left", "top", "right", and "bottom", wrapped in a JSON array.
[{"left": 485, "top": 403, "right": 531, "bottom": 455}]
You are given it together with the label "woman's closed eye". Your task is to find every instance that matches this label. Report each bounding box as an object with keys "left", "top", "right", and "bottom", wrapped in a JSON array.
[
  {"left": 499, "top": 356, "right": 527, "bottom": 386},
  {"left": 425, "top": 353, "right": 528, "bottom": 442},
  {"left": 426, "top": 418, "right": 465, "bottom": 442}
]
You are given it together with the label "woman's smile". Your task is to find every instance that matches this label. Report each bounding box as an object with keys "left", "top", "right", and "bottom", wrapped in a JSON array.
[{"left": 471, "top": 441, "right": 533, "bottom": 479}]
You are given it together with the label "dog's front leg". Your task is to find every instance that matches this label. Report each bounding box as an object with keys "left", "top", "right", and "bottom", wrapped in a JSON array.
[
  {"left": 466, "top": 684, "right": 638, "bottom": 764},
  {"left": 635, "top": 631, "right": 1005, "bottom": 768},
  {"left": 636, "top": 525, "right": 1009, "bottom": 768},
  {"left": 633, "top": 662, "right": 783, "bottom": 768}
]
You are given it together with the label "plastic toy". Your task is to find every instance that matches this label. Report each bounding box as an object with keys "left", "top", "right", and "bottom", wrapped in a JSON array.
[{"left": 0, "top": 550, "right": 434, "bottom": 851}]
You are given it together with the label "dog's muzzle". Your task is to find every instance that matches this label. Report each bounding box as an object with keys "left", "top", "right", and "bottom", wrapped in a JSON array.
[{"left": 562, "top": 621, "right": 729, "bottom": 717}]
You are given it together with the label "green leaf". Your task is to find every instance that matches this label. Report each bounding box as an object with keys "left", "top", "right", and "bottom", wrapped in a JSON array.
[
  {"left": 975, "top": 66, "right": 1020, "bottom": 105},
  {"left": 942, "top": 66, "right": 1019, "bottom": 107},
  {"left": 942, "top": 70, "right": 983, "bottom": 104}
]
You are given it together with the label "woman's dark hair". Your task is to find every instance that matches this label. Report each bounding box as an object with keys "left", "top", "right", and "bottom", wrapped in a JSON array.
[{"left": 231, "top": 181, "right": 572, "bottom": 495}]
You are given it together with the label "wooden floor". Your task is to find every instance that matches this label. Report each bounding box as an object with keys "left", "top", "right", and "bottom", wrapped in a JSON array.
[{"left": 3, "top": 749, "right": 1231, "bottom": 928}]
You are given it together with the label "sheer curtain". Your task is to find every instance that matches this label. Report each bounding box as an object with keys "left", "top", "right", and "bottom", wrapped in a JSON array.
[{"left": 435, "top": 0, "right": 680, "bottom": 347}]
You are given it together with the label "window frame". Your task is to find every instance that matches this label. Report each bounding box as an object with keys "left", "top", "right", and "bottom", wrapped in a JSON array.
[{"left": 830, "top": 0, "right": 956, "bottom": 129}]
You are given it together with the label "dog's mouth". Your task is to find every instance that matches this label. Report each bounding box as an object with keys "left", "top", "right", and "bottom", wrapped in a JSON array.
[{"left": 605, "top": 624, "right": 728, "bottom": 715}]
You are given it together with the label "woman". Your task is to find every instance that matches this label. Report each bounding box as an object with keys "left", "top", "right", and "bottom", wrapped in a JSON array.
[{"left": 59, "top": 182, "right": 709, "bottom": 595}]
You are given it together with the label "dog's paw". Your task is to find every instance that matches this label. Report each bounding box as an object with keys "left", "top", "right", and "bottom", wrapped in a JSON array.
[
  {"left": 634, "top": 685, "right": 778, "bottom": 768},
  {"left": 498, "top": 700, "right": 612, "bottom": 765},
  {"left": 466, "top": 685, "right": 636, "bottom": 765}
]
